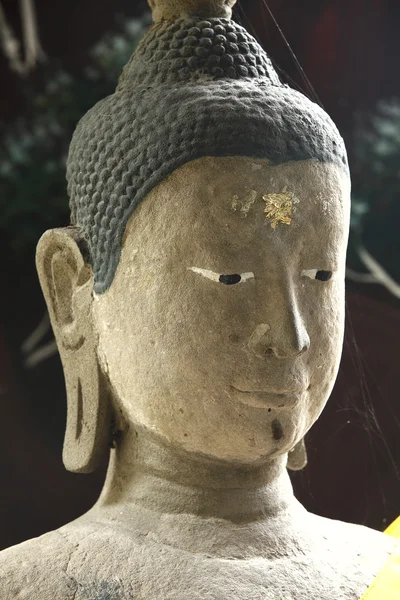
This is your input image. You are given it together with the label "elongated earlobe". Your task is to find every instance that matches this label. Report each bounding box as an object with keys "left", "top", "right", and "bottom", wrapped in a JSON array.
[
  {"left": 62, "top": 346, "right": 111, "bottom": 473},
  {"left": 36, "top": 228, "right": 111, "bottom": 473},
  {"left": 287, "top": 438, "right": 307, "bottom": 471}
]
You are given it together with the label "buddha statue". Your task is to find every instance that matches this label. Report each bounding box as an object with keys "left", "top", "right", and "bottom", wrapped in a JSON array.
[{"left": 1, "top": 0, "right": 399, "bottom": 598}]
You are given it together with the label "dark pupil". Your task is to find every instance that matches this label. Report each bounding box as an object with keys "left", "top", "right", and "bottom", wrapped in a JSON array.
[
  {"left": 315, "top": 270, "right": 332, "bottom": 281},
  {"left": 219, "top": 274, "right": 242, "bottom": 285}
]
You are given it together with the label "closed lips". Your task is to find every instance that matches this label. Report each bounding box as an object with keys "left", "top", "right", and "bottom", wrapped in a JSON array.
[{"left": 231, "top": 386, "right": 307, "bottom": 394}]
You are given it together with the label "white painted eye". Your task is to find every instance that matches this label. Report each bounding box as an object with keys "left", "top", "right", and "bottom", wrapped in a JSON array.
[
  {"left": 301, "top": 269, "right": 333, "bottom": 281},
  {"left": 188, "top": 267, "right": 255, "bottom": 284}
]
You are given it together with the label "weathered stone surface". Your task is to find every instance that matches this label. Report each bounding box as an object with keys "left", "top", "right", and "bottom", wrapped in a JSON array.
[
  {"left": 0, "top": 509, "right": 395, "bottom": 599},
  {"left": 148, "top": 0, "right": 237, "bottom": 22}
]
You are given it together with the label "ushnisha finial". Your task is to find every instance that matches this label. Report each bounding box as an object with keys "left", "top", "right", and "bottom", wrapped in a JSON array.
[{"left": 148, "top": 0, "right": 237, "bottom": 22}]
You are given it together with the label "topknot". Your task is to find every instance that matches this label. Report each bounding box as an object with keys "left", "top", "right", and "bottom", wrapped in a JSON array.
[{"left": 148, "top": 0, "right": 237, "bottom": 22}]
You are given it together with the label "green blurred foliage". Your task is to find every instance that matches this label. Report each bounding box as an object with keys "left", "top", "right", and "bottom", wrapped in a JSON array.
[
  {"left": 348, "top": 100, "right": 400, "bottom": 281},
  {"left": 0, "top": 13, "right": 151, "bottom": 258}
]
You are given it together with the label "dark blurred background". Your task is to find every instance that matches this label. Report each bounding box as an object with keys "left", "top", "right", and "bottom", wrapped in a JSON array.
[{"left": 0, "top": 0, "right": 399, "bottom": 551}]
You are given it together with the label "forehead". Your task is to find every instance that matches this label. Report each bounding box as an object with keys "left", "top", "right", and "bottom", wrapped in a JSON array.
[{"left": 123, "top": 156, "right": 350, "bottom": 260}]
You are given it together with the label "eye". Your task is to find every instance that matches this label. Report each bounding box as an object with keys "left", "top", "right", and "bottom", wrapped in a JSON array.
[
  {"left": 301, "top": 269, "right": 333, "bottom": 281},
  {"left": 315, "top": 270, "right": 332, "bottom": 281},
  {"left": 219, "top": 274, "right": 241, "bottom": 285},
  {"left": 188, "top": 267, "right": 255, "bottom": 284}
]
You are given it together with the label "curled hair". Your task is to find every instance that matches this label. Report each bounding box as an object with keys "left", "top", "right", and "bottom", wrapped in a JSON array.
[{"left": 67, "top": 17, "right": 348, "bottom": 293}]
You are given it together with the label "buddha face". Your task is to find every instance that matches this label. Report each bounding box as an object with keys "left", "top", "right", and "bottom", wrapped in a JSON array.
[{"left": 92, "top": 156, "right": 350, "bottom": 464}]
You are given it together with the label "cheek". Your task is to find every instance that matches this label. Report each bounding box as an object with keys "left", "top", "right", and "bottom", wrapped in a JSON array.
[
  {"left": 305, "top": 282, "right": 345, "bottom": 415},
  {"left": 152, "top": 275, "right": 256, "bottom": 350},
  {"left": 92, "top": 289, "right": 157, "bottom": 404},
  {"left": 306, "top": 276, "right": 345, "bottom": 349}
]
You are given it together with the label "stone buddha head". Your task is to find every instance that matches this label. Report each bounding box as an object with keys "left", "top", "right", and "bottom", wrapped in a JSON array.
[{"left": 35, "top": 0, "right": 350, "bottom": 479}]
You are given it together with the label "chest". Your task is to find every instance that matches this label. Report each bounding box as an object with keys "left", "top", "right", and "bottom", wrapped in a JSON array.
[{"left": 70, "top": 545, "right": 370, "bottom": 600}]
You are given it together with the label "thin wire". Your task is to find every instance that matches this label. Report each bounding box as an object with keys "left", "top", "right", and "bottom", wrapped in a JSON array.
[
  {"left": 235, "top": 2, "right": 263, "bottom": 45},
  {"left": 236, "top": 1, "right": 309, "bottom": 96},
  {"left": 259, "top": 0, "right": 322, "bottom": 107},
  {"left": 345, "top": 301, "right": 399, "bottom": 522},
  {"left": 269, "top": 57, "right": 311, "bottom": 96}
]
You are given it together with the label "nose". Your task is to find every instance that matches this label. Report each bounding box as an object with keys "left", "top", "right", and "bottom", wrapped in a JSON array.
[{"left": 247, "top": 290, "right": 310, "bottom": 360}]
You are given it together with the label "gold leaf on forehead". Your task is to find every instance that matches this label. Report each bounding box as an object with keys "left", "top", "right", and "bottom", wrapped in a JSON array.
[{"left": 262, "top": 192, "right": 293, "bottom": 229}]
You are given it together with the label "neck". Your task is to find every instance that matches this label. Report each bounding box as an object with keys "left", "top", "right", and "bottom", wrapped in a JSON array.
[{"left": 95, "top": 425, "right": 298, "bottom": 523}]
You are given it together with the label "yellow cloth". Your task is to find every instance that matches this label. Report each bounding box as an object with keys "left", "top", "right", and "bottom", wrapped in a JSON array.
[{"left": 359, "top": 516, "right": 400, "bottom": 599}]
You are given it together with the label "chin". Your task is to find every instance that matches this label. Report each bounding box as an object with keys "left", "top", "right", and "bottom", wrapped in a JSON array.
[{"left": 174, "top": 420, "right": 300, "bottom": 466}]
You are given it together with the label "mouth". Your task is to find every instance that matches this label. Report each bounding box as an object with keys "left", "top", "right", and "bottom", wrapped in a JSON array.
[
  {"left": 234, "top": 387, "right": 306, "bottom": 394},
  {"left": 230, "top": 385, "right": 308, "bottom": 409}
]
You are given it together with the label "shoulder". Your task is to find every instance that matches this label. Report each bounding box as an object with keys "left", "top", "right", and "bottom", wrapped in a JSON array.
[
  {"left": 311, "top": 512, "right": 397, "bottom": 553},
  {"left": 0, "top": 528, "right": 78, "bottom": 600},
  {"left": 0, "top": 520, "right": 142, "bottom": 600},
  {"left": 306, "top": 513, "right": 397, "bottom": 598}
]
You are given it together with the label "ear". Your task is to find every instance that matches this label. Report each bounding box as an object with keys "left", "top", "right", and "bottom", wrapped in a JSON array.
[
  {"left": 36, "top": 227, "right": 111, "bottom": 473},
  {"left": 36, "top": 227, "right": 91, "bottom": 349},
  {"left": 287, "top": 437, "right": 307, "bottom": 471}
]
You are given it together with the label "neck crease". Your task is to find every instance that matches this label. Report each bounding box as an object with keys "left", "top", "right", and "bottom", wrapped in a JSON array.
[{"left": 95, "top": 425, "right": 297, "bottom": 523}]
